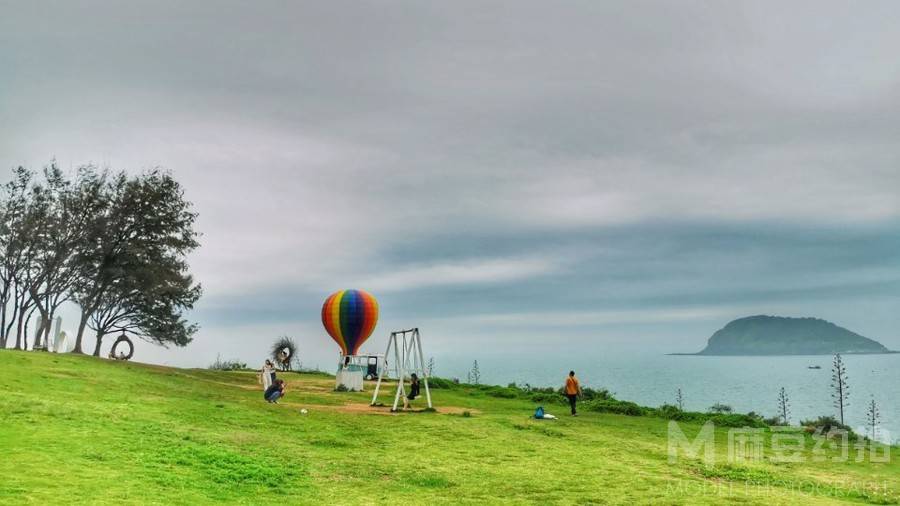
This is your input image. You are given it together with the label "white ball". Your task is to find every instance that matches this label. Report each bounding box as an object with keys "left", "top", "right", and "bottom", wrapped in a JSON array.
[{"left": 300, "top": 408, "right": 308, "bottom": 414}]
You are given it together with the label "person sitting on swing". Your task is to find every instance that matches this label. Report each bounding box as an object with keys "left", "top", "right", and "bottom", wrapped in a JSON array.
[{"left": 403, "top": 373, "right": 421, "bottom": 409}]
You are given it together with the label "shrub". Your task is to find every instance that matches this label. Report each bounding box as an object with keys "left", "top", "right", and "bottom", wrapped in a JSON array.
[
  {"left": 656, "top": 404, "right": 683, "bottom": 419},
  {"left": 529, "top": 392, "right": 565, "bottom": 405},
  {"left": 427, "top": 377, "right": 461, "bottom": 389},
  {"left": 708, "top": 403, "right": 734, "bottom": 414},
  {"left": 709, "top": 413, "right": 766, "bottom": 428},
  {"left": 800, "top": 415, "right": 858, "bottom": 439},
  {"left": 580, "top": 387, "right": 612, "bottom": 401},
  {"left": 586, "top": 399, "right": 645, "bottom": 416},
  {"left": 648, "top": 404, "right": 765, "bottom": 427},
  {"left": 208, "top": 355, "right": 247, "bottom": 371},
  {"left": 485, "top": 386, "right": 518, "bottom": 399}
]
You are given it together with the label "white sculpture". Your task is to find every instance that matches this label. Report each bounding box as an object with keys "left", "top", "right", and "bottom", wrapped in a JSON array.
[{"left": 30, "top": 316, "right": 69, "bottom": 352}]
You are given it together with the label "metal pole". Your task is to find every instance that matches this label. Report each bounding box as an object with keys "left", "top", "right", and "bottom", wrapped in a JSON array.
[
  {"left": 415, "top": 329, "right": 432, "bottom": 408},
  {"left": 371, "top": 332, "right": 393, "bottom": 405},
  {"left": 391, "top": 333, "right": 405, "bottom": 411}
]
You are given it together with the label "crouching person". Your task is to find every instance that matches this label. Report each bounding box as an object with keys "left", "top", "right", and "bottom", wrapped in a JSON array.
[{"left": 264, "top": 379, "right": 286, "bottom": 403}]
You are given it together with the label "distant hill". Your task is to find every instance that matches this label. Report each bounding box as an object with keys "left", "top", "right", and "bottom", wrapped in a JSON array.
[{"left": 692, "top": 315, "right": 893, "bottom": 356}]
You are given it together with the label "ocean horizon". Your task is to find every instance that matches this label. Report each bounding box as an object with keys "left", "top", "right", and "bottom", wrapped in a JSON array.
[{"left": 435, "top": 350, "right": 900, "bottom": 443}]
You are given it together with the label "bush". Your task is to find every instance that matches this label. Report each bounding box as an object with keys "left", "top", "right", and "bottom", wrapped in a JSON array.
[
  {"left": 585, "top": 399, "right": 645, "bottom": 416},
  {"left": 580, "top": 387, "right": 612, "bottom": 402},
  {"left": 426, "top": 377, "right": 459, "bottom": 389},
  {"left": 485, "top": 386, "right": 519, "bottom": 399},
  {"left": 708, "top": 403, "right": 733, "bottom": 414},
  {"left": 529, "top": 392, "right": 565, "bottom": 405},
  {"left": 208, "top": 355, "right": 247, "bottom": 371},
  {"left": 800, "top": 416, "right": 857, "bottom": 439},
  {"left": 709, "top": 413, "right": 766, "bottom": 428},
  {"left": 655, "top": 404, "right": 684, "bottom": 418},
  {"left": 648, "top": 404, "right": 765, "bottom": 427}
]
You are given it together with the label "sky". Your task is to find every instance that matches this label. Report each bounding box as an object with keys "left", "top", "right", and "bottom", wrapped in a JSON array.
[{"left": 1, "top": 1, "right": 899, "bottom": 372}]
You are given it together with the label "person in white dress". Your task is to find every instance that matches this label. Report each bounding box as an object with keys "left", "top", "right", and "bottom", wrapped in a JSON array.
[{"left": 261, "top": 360, "right": 275, "bottom": 390}]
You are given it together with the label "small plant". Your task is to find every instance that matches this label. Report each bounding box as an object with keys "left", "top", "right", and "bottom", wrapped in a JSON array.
[
  {"left": 462, "top": 411, "right": 472, "bottom": 418},
  {"left": 208, "top": 354, "right": 247, "bottom": 371},
  {"left": 675, "top": 388, "right": 684, "bottom": 411},
  {"left": 777, "top": 387, "right": 791, "bottom": 425},
  {"left": 831, "top": 354, "right": 849, "bottom": 425},
  {"left": 708, "top": 403, "right": 733, "bottom": 414},
  {"left": 866, "top": 397, "right": 880, "bottom": 441}
]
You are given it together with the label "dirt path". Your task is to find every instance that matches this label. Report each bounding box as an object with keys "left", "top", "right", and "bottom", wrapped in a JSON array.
[{"left": 290, "top": 401, "right": 480, "bottom": 416}]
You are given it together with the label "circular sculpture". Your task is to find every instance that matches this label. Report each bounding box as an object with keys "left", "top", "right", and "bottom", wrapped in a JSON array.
[
  {"left": 110, "top": 334, "right": 134, "bottom": 360},
  {"left": 321, "top": 289, "right": 379, "bottom": 356},
  {"left": 271, "top": 336, "right": 297, "bottom": 371}
]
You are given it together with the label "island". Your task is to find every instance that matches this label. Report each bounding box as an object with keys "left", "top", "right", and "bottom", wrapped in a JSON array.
[{"left": 685, "top": 315, "right": 894, "bottom": 356}]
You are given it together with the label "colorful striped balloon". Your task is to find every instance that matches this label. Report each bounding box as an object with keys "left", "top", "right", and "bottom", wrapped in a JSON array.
[{"left": 321, "top": 289, "right": 379, "bottom": 356}]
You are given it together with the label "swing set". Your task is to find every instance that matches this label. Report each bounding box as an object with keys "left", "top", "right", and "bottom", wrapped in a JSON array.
[{"left": 370, "top": 328, "right": 432, "bottom": 412}]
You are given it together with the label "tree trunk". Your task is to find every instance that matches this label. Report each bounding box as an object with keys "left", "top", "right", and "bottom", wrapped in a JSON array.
[
  {"left": 43, "top": 308, "right": 55, "bottom": 350},
  {"left": 33, "top": 307, "right": 48, "bottom": 349},
  {"left": 72, "top": 312, "right": 90, "bottom": 354},
  {"left": 0, "top": 309, "right": 6, "bottom": 348},
  {"left": 0, "top": 297, "right": 6, "bottom": 349},
  {"left": 13, "top": 309, "right": 24, "bottom": 350},
  {"left": 92, "top": 330, "right": 104, "bottom": 357}
]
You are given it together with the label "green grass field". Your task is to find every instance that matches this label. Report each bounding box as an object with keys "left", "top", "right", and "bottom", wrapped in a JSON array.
[{"left": 1, "top": 351, "right": 897, "bottom": 505}]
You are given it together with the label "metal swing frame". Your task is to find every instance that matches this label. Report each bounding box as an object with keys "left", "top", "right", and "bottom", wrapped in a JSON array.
[{"left": 370, "top": 328, "right": 432, "bottom": 412}]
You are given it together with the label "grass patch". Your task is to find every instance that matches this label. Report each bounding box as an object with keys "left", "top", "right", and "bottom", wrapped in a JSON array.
[{"left": 0, "top": 350, "right": 897, "bottom": 505}]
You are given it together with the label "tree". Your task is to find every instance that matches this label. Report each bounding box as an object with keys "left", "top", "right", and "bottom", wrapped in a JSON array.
[
  {"left": 467, "top": 360, "right": 480, "bottom": 385},
  {"left": 0, "top": 167, "right": 34, "bottom": 349},
  {"left": 426, "top": 356, "right": 435, "bottom": 377},
  {"left": 88, "top": 256, "right": 200, "bottom": 355},
  {"left": 777, "top": 387, "right": 791, "bottom": 425},
  {"left": 28, "top": 165, "right": 107, "bottom": 349},
  {"left": 675, "top": 388, "right": 684, "bottom": 411},
  {"left": 866, "top": 397, "right": 880, "bottom": 441},
  {"left": 831, "top": 354, "right": 849, "bottom": 425},
  {"left": 70, "top": 170, "right": 200, "bottom": 354}
]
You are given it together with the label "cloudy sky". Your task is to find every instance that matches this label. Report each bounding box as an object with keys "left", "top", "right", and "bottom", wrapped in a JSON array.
[{"left": 2, "top": 1, "right": 898, "bottom": 370}]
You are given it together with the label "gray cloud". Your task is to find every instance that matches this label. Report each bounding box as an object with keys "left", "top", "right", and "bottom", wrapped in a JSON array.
[{"left": 1, "top": 1, "right": 898, "bottom": 368}]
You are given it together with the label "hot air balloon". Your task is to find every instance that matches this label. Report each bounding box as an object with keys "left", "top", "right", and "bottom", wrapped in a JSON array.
[{"left": 321, "top": 289, "right": 379, "bottom": 356}]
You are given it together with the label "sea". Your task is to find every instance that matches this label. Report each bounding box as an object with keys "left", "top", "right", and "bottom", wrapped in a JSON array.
[{"left": 438, "top": 351, "right": 900, "bottom": 443}]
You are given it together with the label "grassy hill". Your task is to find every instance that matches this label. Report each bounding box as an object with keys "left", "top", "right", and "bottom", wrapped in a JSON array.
[{"left": 1, "top": 351, "right": 897, "bottom": 505}]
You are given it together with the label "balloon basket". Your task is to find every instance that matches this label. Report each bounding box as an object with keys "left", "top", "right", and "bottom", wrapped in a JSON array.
[{"left": 335, "top": 355, "right": 382, "bottom": 391}]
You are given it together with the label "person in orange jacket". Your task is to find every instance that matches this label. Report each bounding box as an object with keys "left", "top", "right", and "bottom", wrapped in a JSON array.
[{"left": 564, "top": 371, "right": 582, "bottom": 416}]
